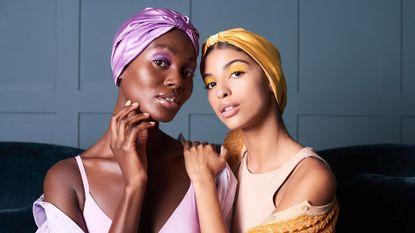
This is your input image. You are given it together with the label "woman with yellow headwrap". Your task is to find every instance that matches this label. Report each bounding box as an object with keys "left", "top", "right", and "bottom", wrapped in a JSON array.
[{"left": 182, "top": 28, "right": 339, "bottom": 233}]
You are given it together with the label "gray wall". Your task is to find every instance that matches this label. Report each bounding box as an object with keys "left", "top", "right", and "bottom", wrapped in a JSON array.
[{"left": 0, "top": 0, "right": 414, "bottom": 150}]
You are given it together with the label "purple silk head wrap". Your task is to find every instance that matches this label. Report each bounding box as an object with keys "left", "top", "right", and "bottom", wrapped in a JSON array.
[{"left": 110, "top": 7, "right": 199, "bottom": 85}]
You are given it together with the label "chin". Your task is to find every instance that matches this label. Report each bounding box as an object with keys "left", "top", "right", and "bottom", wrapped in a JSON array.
[
  {"left": 150, "top": 110, "right": 179, "bottom": 123},
  {"left": 221, "top": 115, "right": 254, "bottom": 131},
  {"left": 221, "top": 119, "right": 242, "bottom": 131}
]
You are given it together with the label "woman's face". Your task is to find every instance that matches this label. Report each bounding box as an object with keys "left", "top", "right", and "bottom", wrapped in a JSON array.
[
  {"left": 202, "top": 47, "right": 273, "bottom": 130},
  {"left": 119, "top": 29, "right": 196, "bottom": 122}
]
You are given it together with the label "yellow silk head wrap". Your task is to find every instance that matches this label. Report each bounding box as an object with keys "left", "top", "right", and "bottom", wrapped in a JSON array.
[{"left": 202, "top": 28, "right": 287, "bottom": 113}]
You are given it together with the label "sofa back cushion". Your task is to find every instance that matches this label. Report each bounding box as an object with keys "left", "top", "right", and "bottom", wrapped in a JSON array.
[{"left": 0, "top": 142, "right": 83, "bottom": 233}]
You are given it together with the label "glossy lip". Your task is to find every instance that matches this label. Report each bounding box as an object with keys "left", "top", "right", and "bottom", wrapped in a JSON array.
[
  {"left": 156, "top": 93, "right": 180, "bottom": 109},
  {"left": 219, "top": 102, "right": 240, "bottom": 118}
]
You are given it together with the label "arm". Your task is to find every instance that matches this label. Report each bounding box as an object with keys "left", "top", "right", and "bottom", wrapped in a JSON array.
[
  {"left": 108, "top": 101, "right": 155, "bottom": 233},
  {"left": 182, "top": 138, "right": 229, "bottom": 233},
  {"left": 273, "top": 157, "right": 336, "bottom": 212}
]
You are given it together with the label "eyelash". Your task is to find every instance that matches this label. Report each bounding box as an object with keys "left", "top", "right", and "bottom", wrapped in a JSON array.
[
  {"left": 154, "top": 57, "right": 195, "bottom": 78},
  {"left": 153, "top": 59, "right": 170, "bottom": 68},
  {"left": 205, "top": 82, "right": 216, "bottom": 89},
  {"left": 183, "top": 70, "right": 195, "bottom": 78},
  {"left": 230, "top": 71, "right": 245, "bottom": 78},
  {"left": 204, "top": 70, "right": 245, "bottom": 89}
]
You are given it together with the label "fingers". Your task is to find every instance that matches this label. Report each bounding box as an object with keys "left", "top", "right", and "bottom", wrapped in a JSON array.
[
  {"left": 117, "top": 103, "right": 140, "bottom": 138},
  {"left": 126, "top": 121, "right": 156, "bottom": 145},
  {"left": 110, "top": 101, "right": 139, "bottom": 141},
  {"left": 219, "top": 145, "right": 229, "bottom": 161},
  {"left": 179, "top": 133, "right": 191, "bottom": 150},
  {"left": 179, "top": 133, "right": 216, "bottom": 155},
  {"left": 114, "top": 101, "right": 139, "bottom": 121},
  {"left": 191, "top": 141, "right": 201, "bottom": 147},
  {"left": 124, "top": 112, "right": 151, "bottom": 133},
  {"left": 181, "top": 137, "right": 226, "bottom": 182},
  {"left": 110, "top": 100, "right": 158, "bottom": 154}
]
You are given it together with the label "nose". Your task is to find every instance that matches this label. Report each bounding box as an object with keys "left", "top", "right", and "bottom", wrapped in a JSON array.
[
  {"left": 164, "top": 70, "right": 183, "bottom": 90},
  {"left": 216, "top": 82, "right": 231, "bottom": 99}
]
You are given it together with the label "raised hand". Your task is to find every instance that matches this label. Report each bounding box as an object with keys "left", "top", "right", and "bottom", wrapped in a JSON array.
[
  {"left": 181, "top": 135, "right": 228, "bottom": 184},
  {"left": 109, "top": 100, "right": 156, "bottom": 185},
  {"left": 181, "top": 135, "right": 230, "bottom": 233}
]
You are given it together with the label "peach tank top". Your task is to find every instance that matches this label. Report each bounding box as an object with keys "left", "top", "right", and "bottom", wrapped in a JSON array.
[{"left": 232, "top": 147, "right": 331, "bottom": 233}]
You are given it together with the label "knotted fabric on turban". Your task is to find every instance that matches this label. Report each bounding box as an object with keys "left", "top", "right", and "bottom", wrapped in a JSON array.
[
  {"left": 111, "top": 7, "right": 199, "bottom": 85},
  {"left": 202, "top": 28, "right": 286, "bottom": 113}
]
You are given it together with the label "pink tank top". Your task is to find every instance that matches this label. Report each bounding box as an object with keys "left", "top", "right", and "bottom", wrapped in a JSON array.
[
  {"left": 75, "top": 156, "right": 111, "bottom": 233},
  {"left": 232, "top": 147, "right": 327, "bottom": 233},
  {"left": 75, "top": 155, "right": 236, "bottom": 233}
]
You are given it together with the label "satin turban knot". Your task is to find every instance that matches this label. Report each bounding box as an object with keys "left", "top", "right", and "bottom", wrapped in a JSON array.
[
  {"left": 110, "top": 7, "right": 199, "bottom": 85},
  {"left": 202, "top": 28, "right": 287, "bottom": 113}
]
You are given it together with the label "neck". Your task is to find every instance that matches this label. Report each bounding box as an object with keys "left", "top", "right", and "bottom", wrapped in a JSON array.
[{"left": 241, "top": 103, "right": 302, "bottom": 173}]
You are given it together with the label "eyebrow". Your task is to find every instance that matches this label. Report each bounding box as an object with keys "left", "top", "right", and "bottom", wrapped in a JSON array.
[
  {"left": 223, "top": 59, "right": 249, "bottom": 69},
  {"left": 203, "top": 59, "right": 249, "bottom": 78},
  {"left": 150, "top": 43, "right": 177, "bottom": 54}
]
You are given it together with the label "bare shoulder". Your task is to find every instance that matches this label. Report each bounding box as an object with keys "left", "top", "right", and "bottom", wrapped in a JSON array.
[
  {"left": 43, "top": 157, "right": 87, "bottom": 230},
  {"left": 43, "top": 157, "right": 81, "bottom": 199},
  {"left": 281, "top": 156, "right": 337, "bottom": 208}
]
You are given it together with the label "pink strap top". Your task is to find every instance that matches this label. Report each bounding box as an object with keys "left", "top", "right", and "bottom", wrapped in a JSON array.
[
  {"left": 232, "top": 147, "right": 328, "bottom": 233},
  {"left": 75, "top": 156, "right": 112, "bottom": 233},
  {"left": 75, "top": 155, "right": 237, "bottom": 233}
]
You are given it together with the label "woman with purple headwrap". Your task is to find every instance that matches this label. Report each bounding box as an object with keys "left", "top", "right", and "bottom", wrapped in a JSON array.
[{"left": 32, "top": 8, "right": 236, "bottom": 233}]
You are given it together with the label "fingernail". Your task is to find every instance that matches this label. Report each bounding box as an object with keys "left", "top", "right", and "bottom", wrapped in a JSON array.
[
  {"left": 178, "top": 133, "right": 185, "bottom": 142},
  {"left": 143, "top": 112, "right": 150, "bottom": 116},
  {"left": 132, "top": 102, "right": 138, "bottom": 106},
  {"left": 125, "top": 100, "right": 131, "bottom": 106}
]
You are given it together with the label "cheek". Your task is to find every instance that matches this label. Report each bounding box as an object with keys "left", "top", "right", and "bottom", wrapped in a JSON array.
[
  {"left": 207, "top": 91, "right": 217, "bottom": 111},
  {"left": 238, "top": 77, "right": 269, "bottom": 109},
  {"left": 183, "top": 78, "right": 194, "bottom": 101},
  {"left": 134, "top": 66, "right": 159, "bottom": 87},
  {"left": 121, "top": 72, "right": 159, "bottom": 102}
]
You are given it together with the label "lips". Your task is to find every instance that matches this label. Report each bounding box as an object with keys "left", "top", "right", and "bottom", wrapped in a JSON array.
[
  {"left": 156, "top": 93, "right": 179, "bottom": 109},
  {"left": 220, "top": 103, "right": 240, "bottom": 118}
]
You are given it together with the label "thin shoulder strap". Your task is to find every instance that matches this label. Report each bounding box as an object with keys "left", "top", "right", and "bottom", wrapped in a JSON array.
[
  {"left": 267, "top": 147, "right": 320, "bottom": 196},
  {"left": 75, "top": 155, "right": 90, "bottom": 193}
]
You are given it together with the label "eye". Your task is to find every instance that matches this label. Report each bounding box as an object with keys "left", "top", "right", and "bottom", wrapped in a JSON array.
[
  {"left": 183, "top": 69, "right": 195, "bottom": 78},
  {"left": 205, "top": 82, "right": 217, "bottom": 89},
  {"left": 230, "top": 71, "right": 244, "bottom": 79},
  {"left": 153, "top": 59, "right": 170, "bottom": 68}
]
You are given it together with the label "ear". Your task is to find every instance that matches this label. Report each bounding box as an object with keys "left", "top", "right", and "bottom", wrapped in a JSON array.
[
  {"left": 118, "top": 73, "right": 124, "bottom": 81},
  {"left": 116, "top": 72, "right": 126, "bottom": 86}
]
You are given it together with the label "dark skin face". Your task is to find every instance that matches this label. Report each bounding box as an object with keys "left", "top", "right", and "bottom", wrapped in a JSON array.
[{"left": 119, "top": 29, "right": 197, "bottom": 123}]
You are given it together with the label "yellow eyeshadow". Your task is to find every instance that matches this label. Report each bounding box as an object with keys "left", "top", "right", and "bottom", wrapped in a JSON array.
[
  {"left": 226, "top": 64, "right": 248, "bottom": 74},
  {"left": 203, "top": 76, "right": 216, "bottom": 86}
]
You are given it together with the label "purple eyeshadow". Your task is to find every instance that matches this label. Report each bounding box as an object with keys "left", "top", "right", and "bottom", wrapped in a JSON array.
[{"left": 152, "top": 53, "right": 170, "bottom": 61}]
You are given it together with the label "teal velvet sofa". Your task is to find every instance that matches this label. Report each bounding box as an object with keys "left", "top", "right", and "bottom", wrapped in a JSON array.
[
  {"left": 0, "top": 142, "right": 83, "bottom": 233},
  {"left": 0, "top": 142, "right": 414, "bottom": 233},
  {"left": 318, "top": 144, "right": 415, "bottom": 233}
]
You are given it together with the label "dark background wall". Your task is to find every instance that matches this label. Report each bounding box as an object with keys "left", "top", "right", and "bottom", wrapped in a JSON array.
[{"left": 0, "top": 0, "right": 414, "bottom": 150}]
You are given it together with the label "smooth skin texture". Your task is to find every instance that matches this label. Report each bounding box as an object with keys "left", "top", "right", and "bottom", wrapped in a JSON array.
[
  {"left": 43, "top": 29, "right": 197, "bottom": 233},
  {"left": 183, "top": 47, "right": 336, "bottom": 233}
]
